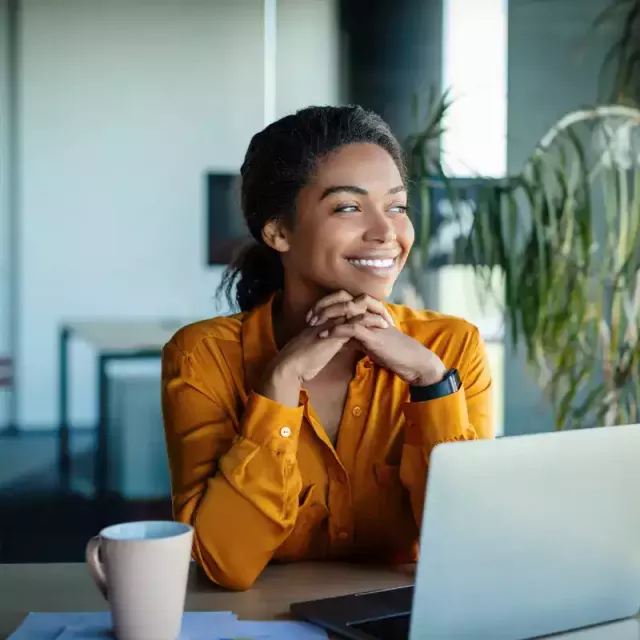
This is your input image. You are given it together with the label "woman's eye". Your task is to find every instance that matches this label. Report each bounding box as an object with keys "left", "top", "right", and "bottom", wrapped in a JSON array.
[
  {"left": 389, "top": 204, "right": 408, "bottom": 214},
  {"left": 334, "top": 204, "right": 360, "bottom": 213}
]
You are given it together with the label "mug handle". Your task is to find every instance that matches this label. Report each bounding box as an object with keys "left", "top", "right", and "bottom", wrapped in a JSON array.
[{"left": 85, "top": 536, "right": 108, "bottom": 599}]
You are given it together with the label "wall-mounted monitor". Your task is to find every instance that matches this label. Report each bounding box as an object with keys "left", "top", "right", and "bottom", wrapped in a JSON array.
[{"left": 206, "top": 172, "right": 248, "bottom": 265}]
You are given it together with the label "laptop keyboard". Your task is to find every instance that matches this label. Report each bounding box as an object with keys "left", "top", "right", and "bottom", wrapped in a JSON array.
[{"left": 349, "top": 613, "right": 412, "bottom": 640}]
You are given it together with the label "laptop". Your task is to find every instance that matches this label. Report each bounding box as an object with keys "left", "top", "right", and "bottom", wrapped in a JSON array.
[{"left": 291, "top": 425, "right": 640, "bottom": 639}]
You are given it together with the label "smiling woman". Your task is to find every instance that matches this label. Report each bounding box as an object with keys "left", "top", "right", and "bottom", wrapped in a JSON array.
[
  {"left": 219, "top": 107, "right": 413, "bottom": 311},
  {"left": 266, "top": 140, "right": 413, "bottom": 306},
  {"left": 161, "top": 106, "right": 493, "bottom": 591}
]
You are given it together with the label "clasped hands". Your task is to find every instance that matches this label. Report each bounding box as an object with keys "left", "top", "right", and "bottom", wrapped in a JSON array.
[{"left": 267, "top": 291, "right": 446, "bottom": 397}]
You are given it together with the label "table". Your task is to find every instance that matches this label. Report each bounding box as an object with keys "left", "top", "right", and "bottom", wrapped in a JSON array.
[
  {"left": 2, "top": 562, "right": 639, "bottom": 640},
  {"left": 58, "top": 320, "right": 186, "bottom": 497},
  {"left": 0, "top": 562, "right": 413, "bottom": 639}
]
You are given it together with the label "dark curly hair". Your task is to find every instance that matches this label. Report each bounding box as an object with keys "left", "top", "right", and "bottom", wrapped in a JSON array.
[{"left": 220, "top": 105, "right": 406, "bottom": 312}]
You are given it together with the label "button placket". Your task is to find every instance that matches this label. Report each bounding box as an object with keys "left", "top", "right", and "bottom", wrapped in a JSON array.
[
  {"left": 327, "top": 363, "right": 373, "bottom": 549},
  {"left": 328, "top": 462, "right": 353, "bottom": 547}
]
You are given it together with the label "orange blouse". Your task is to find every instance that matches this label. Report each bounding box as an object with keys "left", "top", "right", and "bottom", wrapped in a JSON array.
[{"left": 161, "top": 295, "right": 493, "bottom": 590}]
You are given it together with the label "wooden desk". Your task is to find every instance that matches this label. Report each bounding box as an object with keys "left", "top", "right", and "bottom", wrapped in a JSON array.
[
  {"left": 0, "top": 561, "right": 414, "bottom": 639},
  {"left": 2, "top": 562, "right": 639, "bottom": 640}
]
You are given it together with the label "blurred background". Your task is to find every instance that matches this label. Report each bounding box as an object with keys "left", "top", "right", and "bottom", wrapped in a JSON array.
[{"left": 1, "top": 0, "right": 638, "bottom": 562}]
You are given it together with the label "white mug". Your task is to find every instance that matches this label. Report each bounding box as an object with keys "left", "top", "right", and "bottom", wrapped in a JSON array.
[{"left": 86, "top": 520, "right": 194, "bottom": 640}]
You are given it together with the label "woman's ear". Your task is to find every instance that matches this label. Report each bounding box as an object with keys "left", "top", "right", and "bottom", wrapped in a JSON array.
[{"left": 262, "top": 219, "right": 290, "bottom": 254}]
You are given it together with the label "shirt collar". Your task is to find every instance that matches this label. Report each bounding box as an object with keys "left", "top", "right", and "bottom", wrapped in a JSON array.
[{"left": 241, "top": 293, "right": 279, "bottom": 393}]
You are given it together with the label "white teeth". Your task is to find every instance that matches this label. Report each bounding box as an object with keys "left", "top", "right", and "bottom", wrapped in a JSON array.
[{"left": 348, "top": 258, "right": 395, "bottom": 268}]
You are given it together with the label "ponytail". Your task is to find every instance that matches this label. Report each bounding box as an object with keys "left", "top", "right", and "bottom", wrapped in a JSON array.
[{"left": 220, "top": 240, "right": 284, "bottom": 312}]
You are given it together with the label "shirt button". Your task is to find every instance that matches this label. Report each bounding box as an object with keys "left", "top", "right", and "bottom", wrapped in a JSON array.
[
  {"left": 280, "top": 426, "right": 292, "bottom": 438},
  {"left": 352, "top": 406, "right": 362, "bottom": 417}
]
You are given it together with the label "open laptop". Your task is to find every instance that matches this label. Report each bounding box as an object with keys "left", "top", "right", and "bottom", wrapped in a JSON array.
[{"left": 291, "top": 424, "right": 640, "bottom": 639}]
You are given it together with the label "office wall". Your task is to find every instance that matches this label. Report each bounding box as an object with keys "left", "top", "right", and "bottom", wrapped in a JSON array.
[
  {"left": 16, "top": 0, "right": 341, "bottom": 429},
  {"left": 0, "top": 0, "right": 11, "bottom": 428},
  {"left": 505, "top": 0, "right": 619, "bottom": 435},
  {"left": 276, "top": 0, "right": 341, "bottom": 115}
]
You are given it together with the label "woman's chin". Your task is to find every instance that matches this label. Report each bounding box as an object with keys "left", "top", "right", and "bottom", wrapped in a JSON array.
[{"left": 335, "top": 280, "right": 395, "bottom": 301}]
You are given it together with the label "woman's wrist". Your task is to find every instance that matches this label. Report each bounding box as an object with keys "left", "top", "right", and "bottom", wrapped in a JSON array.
[
  {"left": 410, "top": 360, "right": 448, "bottom": 388},
  {"left": 256, "top": 359, "right": 302, "bottom": 408}
]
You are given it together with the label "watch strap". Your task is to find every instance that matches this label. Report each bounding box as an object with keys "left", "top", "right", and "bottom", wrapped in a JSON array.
[{"left": 409, "top": 368, "right": 461, "bottom": 403}]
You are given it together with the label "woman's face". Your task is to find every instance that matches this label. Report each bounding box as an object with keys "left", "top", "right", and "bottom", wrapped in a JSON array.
[{"left": 273, "top": 142, "right": 414, "bottom": 301}]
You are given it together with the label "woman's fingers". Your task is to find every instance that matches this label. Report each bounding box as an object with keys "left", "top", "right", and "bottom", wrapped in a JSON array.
[
  {"left": 308, "top": 292, "right": 395, "bottom": 327},
  {"left": 353, "top": 294, "right": 395, "bottom": 327},
  {"left": 309, "top": 315, "right": 346, "bottom": 336},
  {"left": 306, "top": 290, "right": 352, "bottom": 322},
  {"left": 320, "top": 320, "right": 380, "bottom": 345},
  {"left": 310, "top": 298, "right": 366, "bottom": 326},
  {"left": 318, "top": 312, "right": 388, "bottom": 338}
]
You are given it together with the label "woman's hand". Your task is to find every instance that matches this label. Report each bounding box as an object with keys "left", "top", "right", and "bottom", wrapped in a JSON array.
[
  {"left": 258, "top": 307, "right": 388, "bottom": 407},
  {"left": 307, "top": 290, "right": 447, "bottom": 387},
  {"left": 306, "top": 290, "right": 395, "bottom": 328}
]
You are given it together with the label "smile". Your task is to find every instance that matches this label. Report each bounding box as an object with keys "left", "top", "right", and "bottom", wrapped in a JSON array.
[
  {"left": 348, "top": 258, "right": 396, "bottom": 268},
  {"left": 346, "top": 257, "right": 399, "bottom": 278}
]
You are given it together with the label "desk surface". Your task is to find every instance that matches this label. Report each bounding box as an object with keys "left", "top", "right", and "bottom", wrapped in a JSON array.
[
  {"left": 0, "top": 561, "right": 412, "bottom": 638},
  {"left": 1, "top": 562, "right": 638, "bottom": 640},
  {"left": 65, "top": 320, "right": 187, "bottom": 353}
]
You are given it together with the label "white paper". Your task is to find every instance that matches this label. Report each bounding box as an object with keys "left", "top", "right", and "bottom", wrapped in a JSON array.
[
  {"left": 240, "top": 621, "right": 327, "bottom": 639},
  {"left": 9, "top": 612, "right": 328, "bottom": 640},
  {"left": 8, "top": 612, "right": 236, "bottom": 640},
  {"left": 182, "top": 619, "right": 328, "bottom": 640}
]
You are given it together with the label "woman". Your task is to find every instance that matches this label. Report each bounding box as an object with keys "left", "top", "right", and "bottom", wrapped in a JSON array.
[{"left": 161, "top": 106, "right": 493, "bottom": 591}]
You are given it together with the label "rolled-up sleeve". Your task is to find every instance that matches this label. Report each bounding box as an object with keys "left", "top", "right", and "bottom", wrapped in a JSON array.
[
  {"left": 161, "top": 341, "right": 304, "bottom": 591},
  {"left": 399, "top": 327, "right": 494, "bottom": 525}
]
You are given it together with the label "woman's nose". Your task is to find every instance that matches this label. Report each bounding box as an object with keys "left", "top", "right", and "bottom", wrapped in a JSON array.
[{"left": 363, "top": 209, "right": 397, "bottom": 243}]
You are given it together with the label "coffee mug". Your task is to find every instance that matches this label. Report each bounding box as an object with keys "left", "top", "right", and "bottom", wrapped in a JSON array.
[{"left": 86, "top": 520, "right": 194, "bottom": 640}]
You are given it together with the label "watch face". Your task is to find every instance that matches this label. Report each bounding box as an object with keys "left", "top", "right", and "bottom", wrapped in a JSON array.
[{"left": 448, "top": 368, "right": 461, "bottom": 391}]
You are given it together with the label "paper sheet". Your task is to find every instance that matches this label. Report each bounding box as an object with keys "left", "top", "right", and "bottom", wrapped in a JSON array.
[
  {"left": 200, "top": 620, "right": 328, "bottom": 640},
  {"left": 9, "top": 612, "right": 327, "bottom": 640},
  {"left": 9, "top": 612, "right": 235, "bottom": 639}
]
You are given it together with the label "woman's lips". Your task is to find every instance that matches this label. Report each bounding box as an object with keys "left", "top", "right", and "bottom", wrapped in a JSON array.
[{"left": 346, "top": 256, "right": 399, "bottom": 278}]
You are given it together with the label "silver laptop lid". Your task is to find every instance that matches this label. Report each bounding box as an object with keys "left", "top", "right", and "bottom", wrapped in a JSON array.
[{"left": 410, "top": 424, "right": 640, "bottom": 639}]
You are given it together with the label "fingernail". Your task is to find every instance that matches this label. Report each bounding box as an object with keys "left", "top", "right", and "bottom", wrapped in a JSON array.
[
  {"left": 381, "top": 320, "right": 389, "bottom": 328},
  {"left": 306, "top": 309, "right": 312, "bottom": 322},
  {"left": 319, "top": 329, "right": 329, "bottom": 338},
  {"left": 309, "top": 316, "right": 317, "bottom": 326}
]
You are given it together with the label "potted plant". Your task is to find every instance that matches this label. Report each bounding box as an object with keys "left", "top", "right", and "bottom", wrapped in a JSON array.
[
  {"left": 402, "top": 92, "right": 640, "bottom": 431},
  {"left": 470, "top": 105, "right": 640, "bottom": 429}
]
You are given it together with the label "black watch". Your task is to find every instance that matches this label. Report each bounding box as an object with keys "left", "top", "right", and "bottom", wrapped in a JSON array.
[{"left": 410, "top": 368, "right": 461, "bottom": 403}]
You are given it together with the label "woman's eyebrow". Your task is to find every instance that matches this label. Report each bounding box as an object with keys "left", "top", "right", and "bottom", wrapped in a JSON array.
[{"left": 320, "top": 184, "right": 405, "bottom": 200}]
